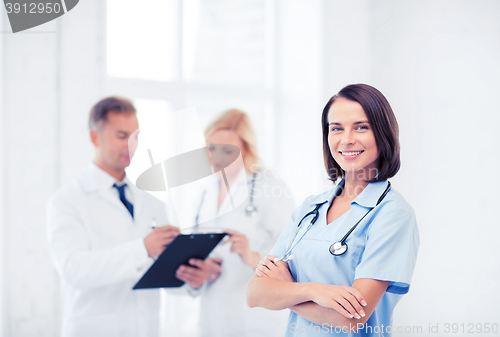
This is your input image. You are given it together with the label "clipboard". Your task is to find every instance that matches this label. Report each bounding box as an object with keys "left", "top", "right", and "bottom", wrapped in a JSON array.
[{"left": 133, "top": 232, "right": 227, "bottom": 289}]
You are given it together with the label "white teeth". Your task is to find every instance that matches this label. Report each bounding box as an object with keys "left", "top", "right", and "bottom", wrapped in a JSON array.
[{"left": 341, "top": 151, "right": 362, "bottom": 156}]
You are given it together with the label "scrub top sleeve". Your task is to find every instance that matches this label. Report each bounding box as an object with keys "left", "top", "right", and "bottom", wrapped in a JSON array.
[{"left": 354, "top": 201, "right": 420, "bottom": 295}]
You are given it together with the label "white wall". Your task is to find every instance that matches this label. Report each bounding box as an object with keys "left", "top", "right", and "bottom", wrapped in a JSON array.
[
  {"left": 0, "top": 1, "right": 103, "bottom": 335},
  {"left": 276, "top": 0, "right": 328, "bottom": 200},
  {"left": 2, "top": 19, "right": 61, "bottom": 337},
  {"left": 1, "top": 1, "right": 500, "bottom": 336},
  {"left": 365, "top": 0, "right": 500, "bottom": 333},
  {"left": 58, "top": 0, "right": 104, "bottom": 185},
  {"left": 0, "top": 7, "right": 5, "bottom": 337},
  {"left": 321, "top": 1, "right": 500, "bottom": 333}
]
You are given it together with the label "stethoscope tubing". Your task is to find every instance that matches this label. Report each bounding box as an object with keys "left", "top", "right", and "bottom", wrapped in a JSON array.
[
  {"left": 338, "top": 181, "right": 392, "bottom": 244},
  {"left": 195, "top": 172, "right": 258, "bottom": 226},
  {"left": 281, "top": 201, "right": 328, "bottom": 260},
  {"left": 281, "top": 180, "right": 391, "bottom": 259},
  {"left": 244, "top": 172, "right": 257, "bottom": 217}
]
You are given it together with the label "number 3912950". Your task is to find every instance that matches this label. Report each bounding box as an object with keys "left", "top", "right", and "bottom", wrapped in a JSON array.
[{"left": 5, "top": 3, "right": 62, "bottom": 14}]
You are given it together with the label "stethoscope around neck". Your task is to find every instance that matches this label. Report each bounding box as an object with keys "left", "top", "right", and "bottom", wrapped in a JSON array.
[
  {"left": 244, "top": 172, "right": 257, "bottom": 217},
  {"left": 278, "top": 179, "right": 392, "bottom": 262},
  {"left": 195, "top": 172, "right": 258, "bottom": 226}
]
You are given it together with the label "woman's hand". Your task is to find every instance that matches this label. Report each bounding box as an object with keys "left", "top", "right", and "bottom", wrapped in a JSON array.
[
  {"left": 175, "top": 258, "right": 223, "bottom": 289},
  {"left": 308, "top": 283, "right": 367, "bottom": 320},
  {"left": 222, "top": 229, "right": 260, "bottom": 268},
  {"left": 255, "top": 255, "right": 295, "bottom": 282}
]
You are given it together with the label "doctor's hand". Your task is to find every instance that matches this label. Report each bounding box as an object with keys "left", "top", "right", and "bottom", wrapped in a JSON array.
[
  {"left": 144, "top": 225, "right": 180, "bottom": 259},
  {"left": 175, "top": 258, "right": 223, "bottom": 289},
  {"left": 255, "top": 255, "right": 295, "bottom": 282},
  {"left": 308, "top": 283, "right": 367, "bottom": 320},
  {"left": 222, "top": 229, "right": 260, "bottom": 268}
]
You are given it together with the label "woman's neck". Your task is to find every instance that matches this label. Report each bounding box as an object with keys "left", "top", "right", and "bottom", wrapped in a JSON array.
[
  {"left": 339, "top": 170, "right": 374, "bottom": 201},
  {"left": 217, "top": 169, "right": 242, "bottom": 190},
  {"left": 216, "top": 169, "right": 244, "bottom": 210}
]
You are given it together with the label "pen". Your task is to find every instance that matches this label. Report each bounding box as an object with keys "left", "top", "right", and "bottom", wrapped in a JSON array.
[{"left": 151, "top": 218, "right": 157, "bottom": 230}]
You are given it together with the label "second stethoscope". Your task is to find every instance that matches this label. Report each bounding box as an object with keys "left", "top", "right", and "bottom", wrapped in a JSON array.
[
  {"left": 195, "top": 172, "right": 258, "bottom": 225},
  {"left": 244, "top": 172, "right": 258, "bottom": 217},
  {"left": 277, "top": 180, "right": 391, "bottom": 262}
]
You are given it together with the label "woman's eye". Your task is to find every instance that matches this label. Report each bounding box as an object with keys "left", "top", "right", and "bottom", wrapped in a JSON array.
[
  {"left": 356, "top": 125, "right": 369, "bottom": 130},
  {"left": 330, "top": 127, "right": 342, "bottom": 132}
]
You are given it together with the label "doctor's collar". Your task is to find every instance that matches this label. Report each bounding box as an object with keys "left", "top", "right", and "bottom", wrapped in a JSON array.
[
  {"left": 325, "top": 177, "right": 390, "bottom": 209},
  {"left": 87, "top": 162, "right": 132, "bottom": 191},
  {"left": 350, "top": 180, "right": 390, "bottom": 208}
]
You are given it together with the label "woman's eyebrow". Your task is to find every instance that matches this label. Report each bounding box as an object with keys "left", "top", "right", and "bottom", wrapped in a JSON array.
[{"left": 328, "top": 121, "right": 370, "bottom": 126}]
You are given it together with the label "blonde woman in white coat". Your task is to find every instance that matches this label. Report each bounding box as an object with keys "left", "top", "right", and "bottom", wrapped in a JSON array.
[{"left": 175, "top": 109, "right": 296, "bottom": 337}]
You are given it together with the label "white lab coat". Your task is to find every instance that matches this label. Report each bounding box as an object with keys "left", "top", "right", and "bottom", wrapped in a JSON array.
[
  {"left": 46, "top": 163, "right": 169, "bottom": 337},
  {"left": 187, "top": 168, "right": 296, "bottom": 337}
]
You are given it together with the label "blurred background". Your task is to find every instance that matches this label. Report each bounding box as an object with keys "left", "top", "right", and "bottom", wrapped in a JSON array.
[{"left": 1, "top": 0, "right": 500, "bottom": 336}]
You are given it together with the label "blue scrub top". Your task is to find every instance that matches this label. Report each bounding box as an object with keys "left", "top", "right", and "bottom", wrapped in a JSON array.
[{"left": 269, "top": 178, "right": 419, "bottom": 337}]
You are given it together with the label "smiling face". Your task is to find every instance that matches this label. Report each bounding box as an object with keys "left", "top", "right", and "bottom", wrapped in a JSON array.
[{"left": 328, "top": 97, "right": 379, "bottom": 178}]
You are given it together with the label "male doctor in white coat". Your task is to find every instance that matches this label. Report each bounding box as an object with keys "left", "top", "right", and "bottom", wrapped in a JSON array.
[{"left": 47, "top": 96, "right": 180, "bottom": 337}]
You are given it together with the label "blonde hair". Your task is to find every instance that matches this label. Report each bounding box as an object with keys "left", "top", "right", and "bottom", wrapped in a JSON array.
[{"left": 204, "top": 109, "right": 260, "bottom": 173}]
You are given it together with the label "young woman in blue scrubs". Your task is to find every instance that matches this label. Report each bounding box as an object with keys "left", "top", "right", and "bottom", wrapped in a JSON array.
[{"left": 246, "top": 84, "right": 419, "bottom": 336}]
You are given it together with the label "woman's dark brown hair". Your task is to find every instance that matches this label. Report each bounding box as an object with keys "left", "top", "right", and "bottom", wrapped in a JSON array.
[{"left": 322, "top": 84, "right": 400, "bottom": 183}]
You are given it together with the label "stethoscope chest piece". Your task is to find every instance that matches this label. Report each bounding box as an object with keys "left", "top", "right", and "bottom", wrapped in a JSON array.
[
  {"left": 245, "top": 204, "right": 257, "bottom": 217},
  {"left": 329, "top": 241, "right": 348, "bottom": 256}
]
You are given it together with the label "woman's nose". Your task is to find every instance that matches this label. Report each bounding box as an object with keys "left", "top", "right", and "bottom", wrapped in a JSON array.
[{"left": 341, "top": 130, "right": 355, "bottom": 146}]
